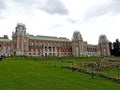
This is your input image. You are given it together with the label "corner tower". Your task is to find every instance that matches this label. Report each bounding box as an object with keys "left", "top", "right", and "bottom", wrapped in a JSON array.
[
  {"left": 72, "top": 31, "right": 84, "bottom": 57},
  {"left": 99, "top": 34, "right": 110, "bottom": 56},
  {"left": 12, "top": 23, "right": 29, "bottom": 56}
]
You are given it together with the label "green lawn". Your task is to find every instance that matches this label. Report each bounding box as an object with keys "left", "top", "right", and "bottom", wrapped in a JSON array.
[
  {"left": 0, "top": 57, "right": 119, "bottom": 90},
  {"left": 101, "top": 68, "right": 119, "bottom": 78}
]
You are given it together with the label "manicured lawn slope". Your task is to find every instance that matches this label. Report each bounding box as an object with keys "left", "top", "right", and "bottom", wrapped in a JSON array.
[{"left": 0, "top": 59, "right": 119, "bottom": 90}]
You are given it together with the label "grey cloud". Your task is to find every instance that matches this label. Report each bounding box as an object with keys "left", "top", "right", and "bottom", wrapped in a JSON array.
[
  {"left": 0, "top": 0, "right": 6, "bottom": 11},
  {"left": 67, "top": 18, "right": 79, "bottom": 23},
  {"left": 84, "top": 0, "right": 120, "bottom": 21},
  {"left": 12, "top": 0, "right": 34, "bottom": 3},
  {"left": 12, "top": 0, "right": 37, "bottom": 7},
  {"left": 0, "top": 0, "right": 7, "bottom": 18},
  {"left": 49, "top": 23, "right": 64, "bottom": 29},
  {"left": 40, "top": 0, "right": 69, "bottom": 15},
  {"left": 12, "top": 0, "right": 68, "bottom": 15}
]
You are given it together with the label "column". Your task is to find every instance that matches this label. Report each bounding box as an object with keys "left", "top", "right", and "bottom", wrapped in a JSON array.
[{"left": 51, "top": 46, "right": 53, "bottom": 56}]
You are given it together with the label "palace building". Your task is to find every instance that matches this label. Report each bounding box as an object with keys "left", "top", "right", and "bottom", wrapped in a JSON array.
[{"left": 0, "top": 23, "right": 110, "bottom": 57}]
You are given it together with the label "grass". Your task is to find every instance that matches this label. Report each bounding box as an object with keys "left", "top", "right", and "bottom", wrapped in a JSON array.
[
  {"left": 101, "top": 68, "right": 120, "bottom": 78},
  {"left": 0, "top": 57, "right": 119, "bottom": 90}
]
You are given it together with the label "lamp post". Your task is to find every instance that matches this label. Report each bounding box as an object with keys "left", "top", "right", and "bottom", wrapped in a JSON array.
[
  {"left": 0, "top": 44, "right": 1, "bottom": 56},
  {"left": 117, "top": 64, "right": 120, "bottom": 80},
  {"left": 0, "top": 44, "right": 2, "bottom": 60},
  {"left": 91, "top": 63, "right": 95, "bottom": 79}
]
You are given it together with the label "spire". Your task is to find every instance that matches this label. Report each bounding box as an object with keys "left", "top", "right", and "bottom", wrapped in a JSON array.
[
  {"left": 16, "top": 23, "right": 26, "bottom": 32},
  {"left": 15, "top": 23, "right": 26, "bottom": 36},
  {"left": 72, "top": 30, "right": 83, "bottom": 41},
  {"left": 99, "top": 34, "right": 108, "bottom": 43}
]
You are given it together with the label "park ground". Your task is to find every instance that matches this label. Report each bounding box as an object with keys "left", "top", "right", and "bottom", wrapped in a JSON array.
[{"left": 0, "top": 57, "right": 120, "bottom": 90}]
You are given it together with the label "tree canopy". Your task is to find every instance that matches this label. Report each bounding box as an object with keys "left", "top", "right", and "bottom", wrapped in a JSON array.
[{"left": 109, "top": 39, "right": 120, "bottom": 56}]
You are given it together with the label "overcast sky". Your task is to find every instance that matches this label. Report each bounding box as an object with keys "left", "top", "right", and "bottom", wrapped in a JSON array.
[{"left": 0, "top": 0, "right": 120, "bottom": 44}]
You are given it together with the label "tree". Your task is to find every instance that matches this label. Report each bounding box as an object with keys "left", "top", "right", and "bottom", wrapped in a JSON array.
[
  {"left": 109, "top": 42, "right": 114, "bottom": 55},
  {"left": 113, "top": 39, "right": 120, "bottom": 56}
]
